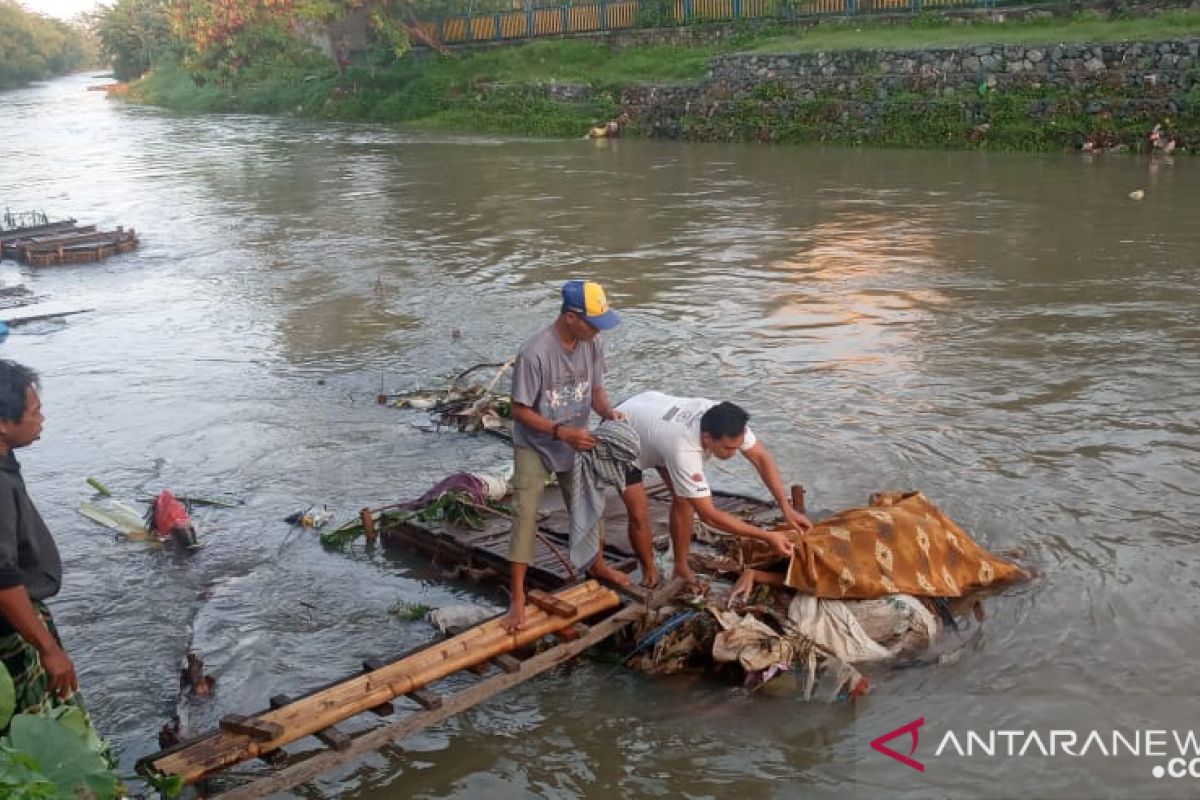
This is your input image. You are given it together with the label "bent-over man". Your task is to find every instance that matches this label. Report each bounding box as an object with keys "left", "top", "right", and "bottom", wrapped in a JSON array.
[{"left": 617, "top": 390, "right": 811, "bottom": 589}]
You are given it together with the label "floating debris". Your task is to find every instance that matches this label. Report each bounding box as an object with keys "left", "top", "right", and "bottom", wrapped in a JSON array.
[
  {"left": 380, "top": 360, "right": 514, "bottom": 433},
  {"left": 0, "top": 285, "right": 42, "bottom": 311},
  {"left": 79, "top": 481, "right": 213, "bottom": 548},
  {"left": 0, "top": 208, "right": 138, "bottom": 266},
  {"left": 180, "top": 652, "right": 215, "bottom": 698},
  {"left": 285, "top": 505, "right": 334, "bottom": 528}
]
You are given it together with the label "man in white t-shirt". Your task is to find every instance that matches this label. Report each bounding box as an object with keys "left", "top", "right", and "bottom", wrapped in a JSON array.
[{"left": 615, "top": 391, "right": 811, "bottom": 589}]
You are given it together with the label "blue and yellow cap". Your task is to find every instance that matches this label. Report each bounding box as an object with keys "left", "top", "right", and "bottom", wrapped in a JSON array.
[{"left": 562, "top": 280, "right": 620, "bottom": 330}]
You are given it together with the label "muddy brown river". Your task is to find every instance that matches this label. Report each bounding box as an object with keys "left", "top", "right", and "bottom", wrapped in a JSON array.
[{"left": 2, "top": 72, "right": 1199, "bottom": 799}]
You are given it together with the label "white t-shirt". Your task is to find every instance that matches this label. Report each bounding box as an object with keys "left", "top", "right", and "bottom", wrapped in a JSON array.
[{"left": 615, "top": 391, "right": 757, "bottom": 499}]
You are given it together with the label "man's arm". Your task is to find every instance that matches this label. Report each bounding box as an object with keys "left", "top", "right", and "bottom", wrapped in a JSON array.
[
  {"left": 512, "top": 403, "right": 595, "bottom": 451},
  {"left": 590, "top": 386, "right": 624, "bottom": 421},
  {"left": 741, "top": 441, "right": 812, "bottom": 533},
  {"left": 684, "top": 495, "right": 793, "bottom": 559},
  {"left": 0, "top": 490, "right": 77, "bottom": 698},
  {"left": 0, "top": 586, "right": 77, "bottom": 698}
]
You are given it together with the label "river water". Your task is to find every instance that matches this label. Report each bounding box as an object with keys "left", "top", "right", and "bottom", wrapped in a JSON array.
[{"left": 2, "top": 73, "right": 1199, "bottom": 798}]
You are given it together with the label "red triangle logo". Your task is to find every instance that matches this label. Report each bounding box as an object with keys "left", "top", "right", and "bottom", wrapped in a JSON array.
[{"left": 871, "top": 717, "right": 925, "bottom": 772}]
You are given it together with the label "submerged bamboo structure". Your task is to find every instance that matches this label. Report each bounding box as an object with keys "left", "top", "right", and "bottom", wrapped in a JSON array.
[{"left": 142, "top": 580, "right": 621, "bottom": 785}]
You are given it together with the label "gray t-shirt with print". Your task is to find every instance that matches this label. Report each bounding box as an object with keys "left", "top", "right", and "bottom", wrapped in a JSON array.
[{"left": 511, "top": 323, "right": 606, "bottom": 473}]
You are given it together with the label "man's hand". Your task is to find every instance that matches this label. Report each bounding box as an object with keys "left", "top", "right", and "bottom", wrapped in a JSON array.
[
  {"left": 764, "top": 530, "right": 794, "bottom": 559},
  {"left": 783, "top": 506, "right": 813, "bottom": 535},
  {"left": 727, "top": 570, "right": 757, "bottom": 608},
  {"left": 558, "top": 426, "right": 597, "bottom": 451},
  {"left": 39, "top": 642, "right": 78, "bottom": 699}
]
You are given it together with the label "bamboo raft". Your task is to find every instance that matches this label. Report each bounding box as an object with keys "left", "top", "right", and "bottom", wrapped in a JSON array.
[
  {"left": 136, "top": 577, "right": 692, "bottom": 798},
  {"left": 374, "top": 475, "right": 783, "bottom": 589},
  {"left": 1, "top": 218, "right": 138, "bottom": 266},
  {"left": 136, "top": 469, "right": 785, "bottom": 796}
]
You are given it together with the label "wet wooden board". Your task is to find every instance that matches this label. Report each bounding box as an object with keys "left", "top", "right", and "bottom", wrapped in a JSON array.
[
  {"left": 141, "top": 580, "right": 619, "bottom": 784},
  {"left": 380, "top": 474, "right": 783, "bottom": 588},
  {"left": 0, "top": 220, "right": 79, "bottom": 245},
  {"left": 23, "top": 232, "right": 138, "bottom": 266}
]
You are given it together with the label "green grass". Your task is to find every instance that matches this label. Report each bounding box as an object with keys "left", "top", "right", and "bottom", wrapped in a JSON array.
[
  {"left": 752, "top": 9, "right": 1200, "bottom": 53},
  {"left": 390, "top": 39, "right": 721, "bottom": 86}
]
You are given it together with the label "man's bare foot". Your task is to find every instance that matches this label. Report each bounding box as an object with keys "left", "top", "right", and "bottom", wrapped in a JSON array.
[
  {"left": 587, "top": 559, "right": 632, "bottom": 587},
  {"left": 502, "top": 602, "right": 526, "bottom": 633},
  {"left": 640, "top": 565, "right": 661, "bottom": 589},
  {"left": 673, "top": 568, "right": 707, "bottom": 596}
]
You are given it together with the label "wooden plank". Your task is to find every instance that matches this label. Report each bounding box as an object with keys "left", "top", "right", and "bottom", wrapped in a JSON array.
[
  {"left": 219, "top": 716, "right": 284, "bottom": 741},
  {"left": 148, "top": 581, "right": 618, "bottom": 783},
  {"left": 443, "top": 627, "right": 490, "bottom": 675},
  {"left": 0, "top": 220, "right": 79, "bottom": 243},
  {"left": 267, "top": 695, "right": 352, "bottom": 752},
  {"left": 527, "top": 589, "right": 576, "bottom": 618},
  {"left": 211, "top": 603, "right": 645, "bottom": 800},
  {"left": 17, "top": 229, "right": 112, "bottom": 252},
  {"left": 553, "top": 623, "right": 589, "bottom": 642},
  {"left": 405, "top": 688, "right": 442, "bottom": 710},
  {"left": 491, "top": 654, "right": 521, "bottom": 673},
  {"left": 360, "top": 659, "right": 395, "bottom": 716}
]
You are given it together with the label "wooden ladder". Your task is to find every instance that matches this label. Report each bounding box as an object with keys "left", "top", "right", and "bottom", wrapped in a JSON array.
[{"left": 137, "top": 579, "right": 668, "bottom": 798}]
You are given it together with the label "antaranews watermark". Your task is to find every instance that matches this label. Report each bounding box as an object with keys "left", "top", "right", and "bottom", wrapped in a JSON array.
[{"left": 872, "top": 717, "right": 1200, "bottom": 780}]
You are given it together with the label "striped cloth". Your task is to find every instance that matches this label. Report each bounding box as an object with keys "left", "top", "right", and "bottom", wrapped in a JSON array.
[
  {"left": 569, "top": 420, "right": 641, "bottom": 570},
  {"left": 0, "top": 601, "right": 91, "bottom": 734}
]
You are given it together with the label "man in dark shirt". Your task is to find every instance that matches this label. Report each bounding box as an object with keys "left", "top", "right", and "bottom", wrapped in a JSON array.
[{"left": 0, "top": 359, "right": 80, "bottom": 725}]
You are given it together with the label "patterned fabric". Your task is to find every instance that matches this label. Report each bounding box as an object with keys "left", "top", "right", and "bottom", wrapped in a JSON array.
[
  {"left": 399, "top": 472, "right": 489, "bottom": 511},
  {"left": 781, "top": 491, "right": 1028, "bottom": 599},
  {"left": 568, "top": 420, "right": 641, "bottom": 569},
  {"left": 0, "top": 601, "right": 90, "bottom": 733}
]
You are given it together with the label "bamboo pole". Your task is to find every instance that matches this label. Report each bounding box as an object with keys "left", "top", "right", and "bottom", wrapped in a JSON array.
[
  {"left": 360, "top": 508, "right": 376, "bottom": 544},
  {"left": 214, "top": 602, "right": 645, "bottom": 800},
  {"left": 150, "top": 581, "right": 617, "bottom": 783}
]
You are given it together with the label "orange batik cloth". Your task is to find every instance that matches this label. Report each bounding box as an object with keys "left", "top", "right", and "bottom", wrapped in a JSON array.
[{"left": 777, "top": 491, "right": 1028, "bottom": 600}]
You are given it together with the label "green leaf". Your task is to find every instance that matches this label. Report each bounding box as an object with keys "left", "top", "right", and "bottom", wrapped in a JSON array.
[
  {"left": 0, "top": 661, "right": 14, "bottom": 729},
  {"left": 0, "top": 744, "right": 56, "bottom": 796},
  {"left": 145, "top": 770, "right": 186, "bottom": 798},
  {"left": 7, "top": 715, "right": 119, "bottom": 799},
  {"left": 36, "top": 705, "right": 106, "bottom": 758}
]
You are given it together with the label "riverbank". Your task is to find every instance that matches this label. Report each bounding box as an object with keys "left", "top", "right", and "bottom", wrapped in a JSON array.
[{"left": 125, "top": 8, "right": 1200, "bottom": 149}]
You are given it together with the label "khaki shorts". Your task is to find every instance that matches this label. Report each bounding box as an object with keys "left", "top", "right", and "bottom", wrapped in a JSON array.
[{"left": 508, "top": 446, "right": 604, "bottom": 565}]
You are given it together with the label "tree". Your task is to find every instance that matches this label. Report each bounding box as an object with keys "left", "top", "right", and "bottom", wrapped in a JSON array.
[
  {"left": 0, "top": 0, "right": 89, "bottom": 89},
  {"left": 93, "top": 0, "right": 175, "bottom": 80}
]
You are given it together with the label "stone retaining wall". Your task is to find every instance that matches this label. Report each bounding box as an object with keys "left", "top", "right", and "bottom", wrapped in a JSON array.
[
  {"left": 705, "top": 39, "right": 1199, "bottom": 95},
  {"left": 615, "top": 37, "right": 1200, "bottom": 146}
]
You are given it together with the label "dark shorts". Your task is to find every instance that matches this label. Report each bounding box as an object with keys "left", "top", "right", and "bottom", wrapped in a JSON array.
[{"left": 625, "top": 466, "right": 643, "bottom": 485}]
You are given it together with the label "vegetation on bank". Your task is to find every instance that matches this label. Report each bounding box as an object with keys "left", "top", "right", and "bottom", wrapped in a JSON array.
[
  {"left": 127, "top": 38, "right": 720, "bottom": 135},
  {"left": 116, "top": 7, "right": 1200, "bottom": 147},
  {"left": 0, "top": 0, "right": 92, "bottom": 90}
]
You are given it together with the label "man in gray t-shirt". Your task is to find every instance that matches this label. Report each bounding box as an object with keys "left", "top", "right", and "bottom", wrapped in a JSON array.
[{"left": 503, "top": 280, "right": 626, "bottom": 632}]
